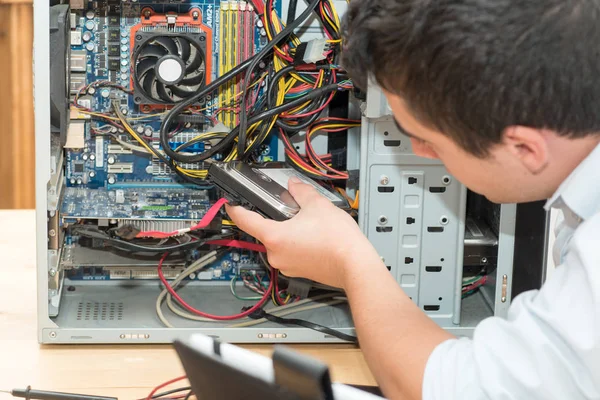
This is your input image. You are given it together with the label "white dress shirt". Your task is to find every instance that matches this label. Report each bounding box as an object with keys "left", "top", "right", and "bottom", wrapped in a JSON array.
[{"left": 422, "top": 143, "right": 600, "bottom": 400}]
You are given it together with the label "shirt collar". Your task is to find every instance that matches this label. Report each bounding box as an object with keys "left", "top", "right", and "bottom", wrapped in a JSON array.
[{"left": 545, "top": 143, "right": 600, "bottom": 221}]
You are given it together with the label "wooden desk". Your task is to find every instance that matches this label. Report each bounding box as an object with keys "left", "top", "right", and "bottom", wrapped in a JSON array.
[{"left": 0, "top": 210, "right": 376, "bottom": 399}]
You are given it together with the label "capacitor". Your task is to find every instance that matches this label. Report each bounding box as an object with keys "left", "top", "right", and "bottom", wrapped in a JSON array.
[
  {"left": 144, "top": 127, "right": 153, "bottom": 137},
  {"left": 82, "top": 31, "right": 93, "bottom": 42},
  {"left": 110, "top": 127, "right": 118, "bottom": 133},
  {"left": 86, "top": 10, "right": 95, "bottom": 19},
  {"left": 121, "top": 59, "right": 128, "bottom": 67},
  {"left": 257, "top": 20, "right": 264, "bottom": 28},
  {"left": 87, "top": 87, "right": 96, "bottom": 95},
  {"left": 189, "top": 273, "right": 196, "bottom": 280},
  {"left": 108, "top": 175, "right": 116, "bottom": 185},
  {"left": 260, "top": 28, "right": 267, "bottom": 37},
  {"left": 100, "top": 89, "right": 110, "bottom": 98},
  {"left": 85, "top": 20, "right": 96, "bottom": 31},
  {"left": 120, "top": 66, "right": 128, "bottom": 73},
  {"left": 121, "top": 45, "right": 128, "bottom": 52},
  {"left": 89, "top": 154, "right": 96, "bottom": 161},
  {"left": 86, "top": 42, "right": 95, "bottom": 52},
  {"left": 76, "top": 178, "right": 83, "bottom": 185},
  {"left": 82, "top": 154, "right": 89, "bottom": 161},
  {"left": 121, "top": 38, "right": 128, "bottom": 45},
  {"left": 121, "top": 52, "right": 128, "bottom": 59},
  {"left": 119, "top": 74, "right": 127, "bottom": 82},
  {"left": 70, "top": 178, "right": 76, "bottom": 185},
  {"left": 136, "top": 126, "right": 145, "bottom": 134},
  {"left": 121, "top": 108, "right": 128, "bottom": 115},
  {"left": 145, "top": 166, "right": 153, "bottom": 174},
  {"left": 107, "top": 156, "right": 116, "bottom": 165},
  {"left": 231, "top": 253, "right": 240, "bottom": 262},
  {"left": 89, "top": 171, "right": 96, "bottom": 178},
  {"left": 121, "top": 30, "right": 128, "bottom": 38}
]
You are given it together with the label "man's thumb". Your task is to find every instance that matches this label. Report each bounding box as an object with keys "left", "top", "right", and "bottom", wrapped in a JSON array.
[
  {"left": 287, "top": 177, "right": 322, "bottom": 207},
  {"left": 225, "top": 204, "right": 275, "bottom": 241}
]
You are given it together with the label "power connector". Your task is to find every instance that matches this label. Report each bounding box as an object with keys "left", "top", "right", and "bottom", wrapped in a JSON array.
[{"left": 294, "top": 38, "right": 329, "bottom": 65}]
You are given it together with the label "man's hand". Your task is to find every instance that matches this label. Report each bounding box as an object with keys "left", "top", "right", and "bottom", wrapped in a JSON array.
[{"left": 225, "top": 177, "right": 384, "bottom": 288}]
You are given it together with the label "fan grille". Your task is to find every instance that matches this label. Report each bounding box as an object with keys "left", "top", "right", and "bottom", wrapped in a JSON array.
[{"left": 133, "top": 31, "right": 207, "bottom": 105}]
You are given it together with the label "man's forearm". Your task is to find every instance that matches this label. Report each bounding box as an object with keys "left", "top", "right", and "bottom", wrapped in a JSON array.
[{"left": 342, "top": 251, "right": 454, "bottom": 400}]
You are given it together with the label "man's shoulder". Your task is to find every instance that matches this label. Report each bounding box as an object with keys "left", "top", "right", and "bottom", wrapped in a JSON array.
[{"left": 569, "top": 211, "right": 600, "bottom": 258}]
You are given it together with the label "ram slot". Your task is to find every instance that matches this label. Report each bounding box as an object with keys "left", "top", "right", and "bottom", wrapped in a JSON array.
[
  {"left": 218, "top": 2, "right": 229, "bottom": 127},
  {"left": 226, "top": 2, "right": 239, "bottom": 128}
]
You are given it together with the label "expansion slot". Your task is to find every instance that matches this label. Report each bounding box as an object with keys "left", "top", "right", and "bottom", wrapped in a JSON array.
[{"left": 107, "top": 163, "right": 134, "bottom": 174}]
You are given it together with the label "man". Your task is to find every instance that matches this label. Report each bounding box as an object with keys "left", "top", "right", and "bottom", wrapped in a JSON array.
[{"left": 227, "top": 1, "right": 600, "bottom": 399}]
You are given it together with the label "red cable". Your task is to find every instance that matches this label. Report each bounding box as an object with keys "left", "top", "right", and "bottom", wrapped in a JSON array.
[
  {"left": 146, "top": 376, "right": 187, "bottom": 400},
  {"left": 158, "top": 253, "right": 273, "bottom": 320},
  {"left": 137, "top": 198, "right": 229, "bottom": 239},
  {"left": 206, "top": 239, "right": 267, "bottom": 253}
]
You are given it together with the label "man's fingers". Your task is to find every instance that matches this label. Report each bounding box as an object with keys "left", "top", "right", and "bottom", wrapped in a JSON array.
[
  {"left": 287, "top": 178, "right": 323, "bottom": 207},
  {"left": 225, "top": 204, "right": 275, "bottom": 241}
]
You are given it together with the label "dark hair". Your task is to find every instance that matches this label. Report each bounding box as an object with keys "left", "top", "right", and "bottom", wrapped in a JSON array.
[{"left": 341, "top": 0, "right": 600, "bottom": 156}]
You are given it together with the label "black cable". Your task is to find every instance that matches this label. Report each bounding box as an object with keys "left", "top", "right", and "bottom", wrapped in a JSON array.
[
  {"left": 73, "top": 229, "right": 233, "bottom": 254},
  {"left": 286, "top": 0, "right": 298, "bottom": 26},
  {"left": 238, "top": 0, "right": 323, "bottom": 158},
  {"left": 136, "top": 387, "right": 192, "bottom": 400},
  {"left": 167, "top": 83, "right": 342, "bottom": 164},
  {"left": 183, "top": 391, "right": 194, "bottom": 400},
  {"left": 249, "top": 309, "right": 358, "bottom": 344},
  {"left": 159, "top": 56, "right": 257, "bottom": 163}
]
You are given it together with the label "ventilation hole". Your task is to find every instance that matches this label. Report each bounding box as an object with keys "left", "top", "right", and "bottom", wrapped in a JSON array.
[
  {"left": 376, "top": 226, "right": 393, "bottom": 233},
  {"left": 406, "top": 217, "right": 415, "bottom": 225},
  {"left": 76, "top": 302, "right": 124, "bottom": 321},
  {"left": 377, "top": 186, "right": 395, "bottom": 193},
  {"left": 426, "top": 266, "right": 442, "bottom": 272},
  {"left": 429, "top": 186, "right": 446, "bottom": 193},
  {"left": 405, "top": 257, "right": 414, "bottom": 264},
  {"left": 424, "top": 305, "right": 440, "bottom": 311},
  {"left": 384, "top": 131, "right": 389, "bottom": 136},
  {"left": 386, "top": 266, "right": 392, "bottom": 271},
  {"left": 408, "top": 177, "right": 417, "bottom": 185},
  {"left": 427, "top": 226, "right": 444, "bottom": 233},
  {"left": 438, "top": 297, "right": 443, "bottom": 301},
  {"left": 440, "top": 258, "right": 445, "bottom": 262}
]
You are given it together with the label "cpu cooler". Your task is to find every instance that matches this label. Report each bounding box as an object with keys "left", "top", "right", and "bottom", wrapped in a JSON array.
[
  {"left": 132, "top": 32, "right": 208, "bottom": 105},
  {"left": 49, "top": 4, "right": 71, "bottom": 145}
]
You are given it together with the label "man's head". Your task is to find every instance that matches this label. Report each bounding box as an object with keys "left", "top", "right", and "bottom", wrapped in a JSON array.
[{"left": 341, "top": 0, "right": 600, "bottom": 203}]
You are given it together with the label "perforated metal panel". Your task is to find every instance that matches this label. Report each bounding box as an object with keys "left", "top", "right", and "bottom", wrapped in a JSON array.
[{"left": 358, "top": 85, "right": 467, "bottom": 327}]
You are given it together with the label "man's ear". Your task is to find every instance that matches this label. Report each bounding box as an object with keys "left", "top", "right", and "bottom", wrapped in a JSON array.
[{"left": 502, "top": 126, "right": 550, "bottom": 174}]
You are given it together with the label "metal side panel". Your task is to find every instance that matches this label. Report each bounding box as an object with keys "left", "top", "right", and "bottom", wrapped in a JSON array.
[
  {"left": 358, "top": 86, "right": 467, "bottom": 328},
  {"left": 35, "top": 0, "right": 61, "bottom": 343}
]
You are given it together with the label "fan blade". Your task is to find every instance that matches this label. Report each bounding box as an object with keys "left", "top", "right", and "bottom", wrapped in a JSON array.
[
  {"left": 177, "top": 37, "right": 191, "bottom": 62},
  {"left": 168, "top": 84, "right": 195, "bottom": 100},
  {"left": 154, "top": 37, "right": 179, "bottom": 55},
  {"left": 139, "top": 44, "right": 167, "bottom": 59},
  {"left": 136, "top": 58, "right": 155, "bottom": 78},
  {"left": 142, "top": 69, "right": 157, "bottom": 99},
  {"left": 156, "top": 82, "right": 173, "bottom": 103},
  {"left": 185, "top": 45, "right": 204, "bottom": 74},
  {"left": 180, "top": 72, "right": 204, "bottom": 87}
]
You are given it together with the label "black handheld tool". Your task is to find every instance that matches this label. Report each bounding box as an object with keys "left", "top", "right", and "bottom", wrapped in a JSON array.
[{"left": 1, "top": 387, "right": 117, "bottom": 400}]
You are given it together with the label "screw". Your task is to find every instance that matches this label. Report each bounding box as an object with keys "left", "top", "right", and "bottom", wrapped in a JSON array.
[
  {"left": 49, "top": 269, "right": 57, "bottom": 277},
  {"left": 440, "top": 216, "right": 449, "bottom": 225},
  {"left": 481, "top": 257, "right": 488, "bottom": 264},
  {"left": 192, "top": 11, "right": 199, "bottom": 18},
  {"left": 49, "top": 229, "right": 56, "bottom": 237},
  {"left": 144, "top": 10, "right": 151, "bottom": 18},
  {"left": 380, "top": 175, "right": 390, "bottom": 185},
  {"left": 49, "top": 331, "right": 57, "bottom": 339},
  {"left": 378, "top": 215, "right": 388, "bottom": 225},
  {"left": 120, "top": 334, "right": 126, "bottom": 339},
  {"left": 442, "top": 175, "right": 452, "bottom": 185},
  {"left": 258, "top": 333, "right": 263, "bottom": 338}
]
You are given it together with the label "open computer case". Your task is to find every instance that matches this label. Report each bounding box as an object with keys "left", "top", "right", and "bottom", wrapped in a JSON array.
[{"left": 34, "top": 0, "right": 550, "bottom": 344}]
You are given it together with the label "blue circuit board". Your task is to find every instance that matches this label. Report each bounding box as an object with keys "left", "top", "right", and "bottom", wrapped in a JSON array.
[
  {"left": 61, "top": 186, "right": 213, "bottom": 220},
  {"left": 65, "top": 247, "right": 265, "bottom": 282},
  {"left": 67, "top": 0, "right": 280, "bottom": 190}
]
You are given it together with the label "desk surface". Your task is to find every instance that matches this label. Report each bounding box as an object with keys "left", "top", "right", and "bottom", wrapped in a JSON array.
[{"left": 0, "top": 210, "right": 375, "bottom": 399}]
